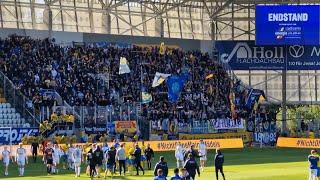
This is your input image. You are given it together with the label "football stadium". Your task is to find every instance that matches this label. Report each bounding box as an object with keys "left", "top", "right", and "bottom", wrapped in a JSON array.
[{"left": 0, "top": 0, "right": 320, "bottom": 179}]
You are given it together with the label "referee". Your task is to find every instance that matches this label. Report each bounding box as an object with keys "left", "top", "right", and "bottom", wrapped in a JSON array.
[{"left": 214, "top": 149, "right": 225, "bottom": 180}]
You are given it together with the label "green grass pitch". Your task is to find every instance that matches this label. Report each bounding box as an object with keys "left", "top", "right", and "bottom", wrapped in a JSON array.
[{"left": 0, "top": 148, "right": 311, "bottom": 180}]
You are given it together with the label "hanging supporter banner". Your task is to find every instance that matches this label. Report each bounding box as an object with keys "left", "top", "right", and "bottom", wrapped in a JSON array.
[
  {"left": 134, "top": 44, "right": 179, "bottom": 50},
  {"left": 209, "top": 118, "right": 245, "bottom": 130},
  {"left": 256, "top": 5, "right": 320, "bottom": 45},
  {"left": 277, "top": 137, "right": 320, "bottom": 148},
  {"left": 253, "top": 117, "right": 277, "bottom": 145},
  {"left": 0, "top": 128, "right": 39, "bottom": 145},
  {"left": 84, "top": 124, "right": 108, "bottom": 134},
  {"left": 178, "top": 132, "right": 253, "bottom": 143},
  {"left": 216, "top": 41, "right": 320, "bottom": 70},
  {"left": 94, "top": 42, "right": 132, "bottom": 49},
  {"left": 115, "top": 121, "right": 137, "bottom": 134}
]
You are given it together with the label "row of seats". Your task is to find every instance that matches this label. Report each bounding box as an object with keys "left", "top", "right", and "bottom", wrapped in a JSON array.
[
  {"left": 0, "top": 108, "right": 16, "bottom": 114},
  {"left": 0, "top": 102, "right": 26, "bottom": 127},
  {"left": 0, "top": 118, "right": 25, "bottom": 124},
  {"left": 0, "top": 113, "right": 20, "bottom": 119},
  {"left": 0, "top": 123, "right": 30, "bottom": 128},
  {"left": 0, "top": 103, "right": 11, "bottom": 108}
]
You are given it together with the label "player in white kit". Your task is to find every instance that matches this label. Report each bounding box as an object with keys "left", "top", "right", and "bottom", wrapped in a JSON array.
[
  {"left": 175, "top": 142, "right": 185, "bottom": 168},
  {"left": 15, "top": 143, "right": 28, "bottom": 176},
  {"left": 73, "top": 145, "right": 83, "bottom": 177},
  {"left": 1, "top": 146, "right": 11, "bottom": 176},
  {"left": 53, "top": 144, "right": 62, "bottom": 174},
  {"left": 67, "top": 144, "right": 75, "bottom": 170},
  {"left": 198, "top": 139, "right": 207, "bottom": 171}
]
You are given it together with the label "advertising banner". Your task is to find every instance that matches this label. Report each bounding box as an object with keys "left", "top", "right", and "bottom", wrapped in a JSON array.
[
  {"left": 256, "top": 5, "right": 320, "bottom": 45},
  {"left": 277, "top": 137, "right": 320, "bottom": 148},
  {"left": 0, "top": 128, "right": 39, "bottom": 145},
  {"left": 216, "top": 41, "right": 320, "bottom": 70},
  {"left": 0, "top": 138, "right": 244, "bottom": 159},
  {"left": 115, "top": 121, "right": 137, "bottom": 134},
  {"left": 178, "top": 132, "right": 252, "bottom": 143},
  {"left": 148, "top": 138, "right": 243, "bottom": 151}
]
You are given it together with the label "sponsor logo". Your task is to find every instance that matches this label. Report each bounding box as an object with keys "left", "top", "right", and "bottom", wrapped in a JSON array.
[
  {"left": 0, "top": 128, "right": 39, "bottom": 144},
  {"left": 220, "top": 42, "right": 284, "bottom": 64},
  {"left": 296, "top": 139, "right": 320, "bottom": 147},
  {"left": 289, "top": 45, "right": 304, "bottom": 58},
  {"left": 277, "top": 137, "right": 320, "bottom": 148}
]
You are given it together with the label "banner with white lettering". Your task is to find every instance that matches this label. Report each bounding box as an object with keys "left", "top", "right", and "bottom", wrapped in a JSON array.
[
  {"left": 253, "top": 113, "right": 277, "bottom": 145},
  {"left": 256, "top": 5, "right": 320, "bottom": 45},
  {"left": 84, "top": 124, "right": 109, "bottom": 134},
  {"left": 216, "top": 41, "right": 320, "bottom": 70},
  {"left": 0, "top": 128, "right": 39, "bottom": 145}
]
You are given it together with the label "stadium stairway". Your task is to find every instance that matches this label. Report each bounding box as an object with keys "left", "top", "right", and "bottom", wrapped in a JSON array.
[{"left": 0, "top": 88, "right": 26, "bottom": 128}]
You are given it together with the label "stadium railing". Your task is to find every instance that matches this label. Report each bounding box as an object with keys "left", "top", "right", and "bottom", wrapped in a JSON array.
[{"left": 0, "top": 71, "right": 40, "bottom": 126}]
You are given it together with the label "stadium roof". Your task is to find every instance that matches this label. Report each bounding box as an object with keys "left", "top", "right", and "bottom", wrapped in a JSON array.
[{"left": 2, "top": 0, "right": 319, "bottom": 40}]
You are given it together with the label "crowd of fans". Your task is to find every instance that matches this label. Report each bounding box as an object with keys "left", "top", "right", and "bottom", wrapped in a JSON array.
[{"left": 0, "top": 35, "right": 252, "bottom": 130}]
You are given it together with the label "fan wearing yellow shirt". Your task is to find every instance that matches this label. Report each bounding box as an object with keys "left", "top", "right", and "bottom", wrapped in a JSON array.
[
  {"left": 68, "top": 114, "right": 75, "bottom": 123},
  {"left": 50, "top": 112, "right": 58, "bottom": 123}
]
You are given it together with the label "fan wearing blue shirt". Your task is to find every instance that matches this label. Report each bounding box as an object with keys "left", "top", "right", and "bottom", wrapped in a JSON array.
[
  {"left": 170, "top": 168, "right": 183, "bottom": 180},
  {"left": 308, "top": 149, "right": 319, "bottom": 180},
  {"left": 154, "top": 169, "right": 167, "bottom": 180}
]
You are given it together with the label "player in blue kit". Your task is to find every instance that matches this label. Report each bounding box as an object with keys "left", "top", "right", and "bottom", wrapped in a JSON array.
[
  {"left": 169, "top": 168, "right": 183, "bottom": 180},
  {"left": 308, "top": 149, "right": 319, "bottom": 180}
]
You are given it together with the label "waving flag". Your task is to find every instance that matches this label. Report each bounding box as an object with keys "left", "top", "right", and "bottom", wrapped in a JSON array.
[
  {"left": 141, "top": 92, "right": 152, "bottom": 104},
  {"left": 258, "top": 95, "right": 266, "bottom": 104},
  {"left": 245, "top": 89, "right": 265, "bottom": 110},
  {"left": 205, "top": 73, "right": 215, "bottom": 80},
  {"left": 152, "top": 72, "right": 171, "bottom": 87},
  {"left": 167, "top": 75, "right": 188, "bottom": 103},
  {"left": 159, "top": 42, "right": 166, "bottom": 55},
  {"left": 119, "top": 57, "right": 131, "bottom": 74}
]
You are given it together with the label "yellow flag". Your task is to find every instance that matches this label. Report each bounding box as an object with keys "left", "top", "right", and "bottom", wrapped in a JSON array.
[
  {"left": 258, "top": 95, "right": 266, "bottom": 103},
  {"left": 159, "top": 42, "right": 166, "bottom": 55},
  {"left": 205, "top": 73, "right": 214, "bottom": 80}
]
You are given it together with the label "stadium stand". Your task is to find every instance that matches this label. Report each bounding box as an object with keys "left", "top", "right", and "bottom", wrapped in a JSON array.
[{"left": 0, "top": 35, "right": 258, "bottom": 137}]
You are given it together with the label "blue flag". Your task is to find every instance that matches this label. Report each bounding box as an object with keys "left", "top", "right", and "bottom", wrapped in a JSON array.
[
  {"left": 245, "top": 89, "right": 264, "bottom": 110},
  {"left": 167, "top": 75, "right": 187, "bottom": 103}
]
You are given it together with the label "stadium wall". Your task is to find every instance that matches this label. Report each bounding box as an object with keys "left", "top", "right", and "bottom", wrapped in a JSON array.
[{"left": 0, "top": 28, "right": 212, "bottom": 53}]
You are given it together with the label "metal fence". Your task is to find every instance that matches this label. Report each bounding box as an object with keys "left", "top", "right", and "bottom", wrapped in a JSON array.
[
  {"left": 48, "top": 103, "right": 141, "bottom": 128},
  {"left": 0, "top": 71, "right": 39, "bottom": 126}
]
